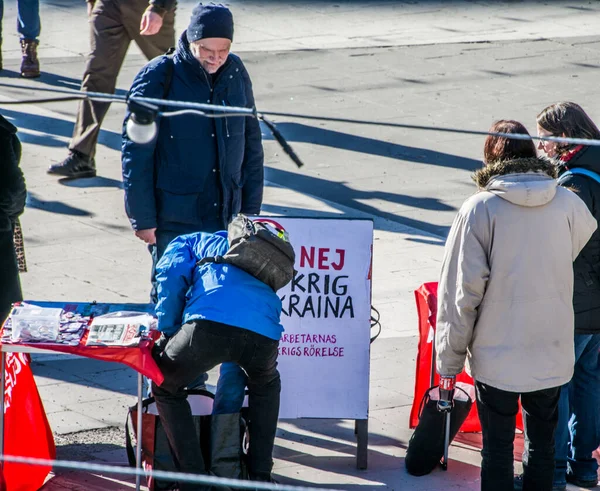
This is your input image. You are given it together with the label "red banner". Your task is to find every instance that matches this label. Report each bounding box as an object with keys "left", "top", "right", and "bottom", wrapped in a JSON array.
[
  {"left": 1, "top": 353, "right": 55, "bottom": 491},
  {"left": 410, "top": 282, "right": 523, "bottom": 432}
]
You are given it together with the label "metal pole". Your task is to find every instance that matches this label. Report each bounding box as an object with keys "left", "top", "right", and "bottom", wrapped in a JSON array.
[
  {"left": 355, "top": 419, "right": 368, "bottom": 470},
  {"left": 135, "top": 372, "right": 143, "bottom": 491},
  {"left": 0, "top": 350, "right": 5, "bottom": 470},
  {"left": 442, "top": 411, "right": 451, "bottom": 471}
]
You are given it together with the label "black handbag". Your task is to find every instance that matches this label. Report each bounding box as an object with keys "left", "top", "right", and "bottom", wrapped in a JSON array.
[
  {"left": 405, "top": 385, "right": 473, "bottom": 476},
  {"left": 125, "top": 389, "right": 249, "bottom": 490}
]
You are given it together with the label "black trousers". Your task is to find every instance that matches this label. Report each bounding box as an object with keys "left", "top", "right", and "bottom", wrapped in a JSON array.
[
  {"left": 152, "top": 320, "right": 281, "bottom": 491},
  {"left": 476, "top": 381, "right": 560, "bottom": 491}
]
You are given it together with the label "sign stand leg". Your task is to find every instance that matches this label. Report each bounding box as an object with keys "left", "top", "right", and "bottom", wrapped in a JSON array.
[
  {"left": 0, "top": 351, "right": 5, "bottom": 468},
  {"left": 355, "top": 419, "right": 368, "bottom": 469},
  {"left": 135, "top": 372, "right": 143, "bottom": 491}
]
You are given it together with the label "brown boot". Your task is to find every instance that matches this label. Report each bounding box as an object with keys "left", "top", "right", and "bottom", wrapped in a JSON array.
[{"left": 20, "top": 39, "right": 40, "bottom": 78}]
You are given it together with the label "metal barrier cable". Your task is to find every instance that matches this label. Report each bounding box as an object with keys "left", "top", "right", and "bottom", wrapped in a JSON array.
[
  {"left": 0, "top": 454, "right": 336, "bottom": 491},
  {"left": 0, "top": 83, "right": 599, "bottom": 148}
]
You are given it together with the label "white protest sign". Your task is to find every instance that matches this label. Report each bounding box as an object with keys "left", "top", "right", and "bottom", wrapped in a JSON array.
[{"left": 266, "top": 217, "right": 373, "bottom": 419}]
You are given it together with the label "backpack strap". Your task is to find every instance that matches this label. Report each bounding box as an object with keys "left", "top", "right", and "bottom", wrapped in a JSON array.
[
  {"left": 162, "top": 51, "right": 175, "bottom": 100},
  {"left": 197, "top": 256, "right": 224, "bottom": 267},
  {"left": 558, "top": 167, "right": 600, "bottom": 186}
]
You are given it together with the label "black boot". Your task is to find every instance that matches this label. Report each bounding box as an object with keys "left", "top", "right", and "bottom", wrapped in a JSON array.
[
  {"left": 210, "top": 413, "right": 245, "bottom": 488},
  {"left": 48, "top": 151, "right": 96, "bottom": 179}
]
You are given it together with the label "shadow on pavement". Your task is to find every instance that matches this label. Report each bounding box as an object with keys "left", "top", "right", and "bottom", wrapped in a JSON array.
[
  {"left": 276, "top": 454, "right": 481, "bottom": 490},
  {"left": 275, "top": 420, "right": 405, "bottom": 463},
  {"left": 0, "top": 107, "right": 121, "bottom": 151},
  {"left": 40, "top": 469, "right": 142, "bottom": 491},
  {"left": 264, "top": 168, "right": 451, "bottom": 238},
  {"left": 32, "top": 358, "right": 138, "bottom": 397},
  {"left": 262, "top": 121, "right": 481, "bottom": 171},
  {"left": 0, "top": 68, "right": 127, "bottom": 96},
  {"left": 27, "top": 191, "right": 94, "bottom": 217},
  {"left": 59, "top": 176, "right": 123, "bottom": 189}
]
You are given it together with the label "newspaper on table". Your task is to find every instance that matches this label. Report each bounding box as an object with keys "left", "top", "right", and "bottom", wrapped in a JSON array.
[{"left": 86, "top": 311, "right": 156, "bottom": 347}]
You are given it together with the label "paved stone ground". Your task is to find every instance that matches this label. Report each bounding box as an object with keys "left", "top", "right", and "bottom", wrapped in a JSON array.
[{"left": 0, "top": 0, "right": 597, "bottom": 489}]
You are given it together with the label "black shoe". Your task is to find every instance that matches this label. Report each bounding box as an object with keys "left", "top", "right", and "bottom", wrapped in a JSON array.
[
  {"left": 566, "top": 473, "right": 598, "bottom": 488},
  {"left": 48, "top": 151, "right": 96, "bottom": 179},
  {"left": 514, "top": 474, "right": 566, "bottom": 491},
  {"left": 249, "top": 474, "right": 278, "bottom": 484}
]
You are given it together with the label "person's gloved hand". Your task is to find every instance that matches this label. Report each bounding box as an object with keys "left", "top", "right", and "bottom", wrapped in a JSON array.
[
  {"left": 437, "top": 375, "right": 456, "bottom": 413},
  {"left": 152, "top": 332, "right": 170, "bottom": 359}
]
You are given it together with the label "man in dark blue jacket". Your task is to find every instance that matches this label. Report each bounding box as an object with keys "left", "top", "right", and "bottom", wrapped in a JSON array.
[
  {"left": 152, "top": 230, "right": 282, "bottom": 488},
  {"left": 121, "top": 3, "right": 264, "bottom": 300}
]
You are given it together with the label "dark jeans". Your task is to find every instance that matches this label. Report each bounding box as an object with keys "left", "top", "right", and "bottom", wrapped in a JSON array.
[
  {"left": 554, "top": 333, "right": 600, "bottom": 486},
  {"left": 152, "top": 319, "right": 281, "bottom": 491},
  {"left": 476, "top": 381, "right": 560, "bottom": 491},
  {"left": 148, "top": 230, "right": 180, "bottom": 305}
]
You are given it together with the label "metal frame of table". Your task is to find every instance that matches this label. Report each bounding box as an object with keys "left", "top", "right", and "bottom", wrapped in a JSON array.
[{"left": 0, "top": 344, "right": 145, "bottom": 491}]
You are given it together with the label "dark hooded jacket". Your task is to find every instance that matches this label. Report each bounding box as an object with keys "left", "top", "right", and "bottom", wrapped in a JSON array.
[
  {"left": 557, "top": 145, "right": 600, "bottom": 334},
  {"left": 0, "top": 115, "right": 26, "bottom": 320},
  {"left": 122, "top": 32, "right": 264, "bottom": 235}
]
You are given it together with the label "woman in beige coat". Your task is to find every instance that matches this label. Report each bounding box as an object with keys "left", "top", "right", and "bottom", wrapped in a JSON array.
[{"left": 435, "top": 120, "right": 597, "bottom": 491}]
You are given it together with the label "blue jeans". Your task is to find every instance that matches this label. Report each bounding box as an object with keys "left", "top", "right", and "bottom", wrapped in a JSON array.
[
  {"left": 0, "top": 0, "right": 41, "bottom": 41},
  {"left": 213, "top": 362, "right": 248, "bottom": 415},
  {"left": 554, "top": 333, "right": 600, "bottom": 486}
]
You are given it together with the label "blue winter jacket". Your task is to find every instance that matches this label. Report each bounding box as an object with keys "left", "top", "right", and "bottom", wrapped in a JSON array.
[
  {"left": 155, "top": 231, "right": 284, "bottom": 340},
  {"left": 122, "top": 32, "right": 264, "bottom": 233}
]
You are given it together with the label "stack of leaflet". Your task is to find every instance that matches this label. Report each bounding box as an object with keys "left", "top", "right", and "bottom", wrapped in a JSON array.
[{"left": 85, "top": 311, "right": 156, "bottom": 347}]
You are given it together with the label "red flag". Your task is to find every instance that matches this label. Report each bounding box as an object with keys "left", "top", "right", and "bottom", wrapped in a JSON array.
[
  {"left": 1, "top": 353, "right": 55, "bottom": 490},
  {"left": 410, "top": 283, "right": 523, "bottom": 432}
]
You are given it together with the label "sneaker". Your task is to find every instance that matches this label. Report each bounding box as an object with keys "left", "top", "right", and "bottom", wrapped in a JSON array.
[
  {"left": 566, "top": 473, "right": 598, "bottom": 488},
  {"left": 48, "top": 151, "right": 96, "bottom": 179},
  {"left": 514, "top": 474, "right": 566, "bottom": 491}
]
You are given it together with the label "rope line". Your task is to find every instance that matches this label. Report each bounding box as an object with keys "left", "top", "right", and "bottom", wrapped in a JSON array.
[
  {"left": 0, "top": 454, "right": 336, "bottom": 491},
  {"left": 0, "top": 84, "right": 599, "bottom": 147}
]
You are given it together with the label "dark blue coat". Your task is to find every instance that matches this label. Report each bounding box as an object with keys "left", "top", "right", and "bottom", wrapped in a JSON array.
[
  {"left": 558, "top": 145, "right": 600, "bottom": 334},
  {"left": 122, "top": 32, "right": 264, "bottom": 234}
]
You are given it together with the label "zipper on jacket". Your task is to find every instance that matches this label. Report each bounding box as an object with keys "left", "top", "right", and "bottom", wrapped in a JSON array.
[
  {"left": 222, "top": 100, "right": 230, "bottom": 138},
  {"left": 200, "top": 67, "right": 212, "bottom": 90}
]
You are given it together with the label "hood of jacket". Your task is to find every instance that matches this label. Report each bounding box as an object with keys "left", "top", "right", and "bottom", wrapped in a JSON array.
[{"left": 472, "top": 157, "right": 558, "bottom": 207}]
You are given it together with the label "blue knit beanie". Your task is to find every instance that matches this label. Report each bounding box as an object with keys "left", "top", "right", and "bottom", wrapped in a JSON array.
[{"left": 187, "top": 3, "right": 234, "bottom": 43}]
